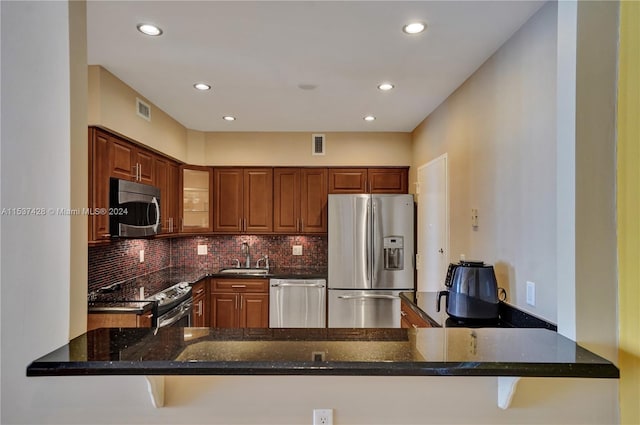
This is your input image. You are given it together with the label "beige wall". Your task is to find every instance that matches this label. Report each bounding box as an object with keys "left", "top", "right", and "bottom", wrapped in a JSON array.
[
  {"left": 89, "top": 67, "right": 411, "bottom": 167},
  {"left": 69, "top": 0, "right": 88, "bottom": 338},
  {"left": 188, "top": 131, "right": 411, "bottom": 166},
  {"left": 411, "top": 3, "right": 558, "bottom": 322},
  {"left": 88, "top": 65, "right": 188, "bottom": 162}
]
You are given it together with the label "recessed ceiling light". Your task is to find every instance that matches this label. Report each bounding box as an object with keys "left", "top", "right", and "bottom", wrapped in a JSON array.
[
  {"left": 364, "top": 115, "right": 376, "bottom": 122},
  {"left": 222, "top": 116, "right": 236, "bottom": 121},
  {"left": 136, "top": 23, "right": 163, "bottom": 36},
  {"left": 377, "top": 82, "right": 394, "bottom": 91},
  {"left": 193, "top": 83, "right": 211, "bottom": 91},
  {"left": 402, "top": 22, "right": 426, "bottom": 35}
]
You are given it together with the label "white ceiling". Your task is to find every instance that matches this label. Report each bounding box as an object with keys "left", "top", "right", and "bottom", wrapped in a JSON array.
[{"left": 87, "top": 1, "right": 545, "bottom": 132}]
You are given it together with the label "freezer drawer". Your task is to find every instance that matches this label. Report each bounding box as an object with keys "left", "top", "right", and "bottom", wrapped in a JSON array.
[
  {"left": 328, "top": 289, "right": 402, "bottom": 328},
  {"left": 269, "top": 279, "right": 326, "bottom": 328}
]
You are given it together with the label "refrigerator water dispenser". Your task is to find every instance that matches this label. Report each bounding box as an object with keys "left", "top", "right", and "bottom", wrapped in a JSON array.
[{"left": 383, "top": 236, "right": 404, "bottom": 270}]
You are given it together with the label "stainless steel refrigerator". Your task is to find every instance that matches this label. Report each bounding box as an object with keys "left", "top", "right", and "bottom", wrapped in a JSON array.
[{"left": 328, "top": 194, "right": 414, "bottom": 328}]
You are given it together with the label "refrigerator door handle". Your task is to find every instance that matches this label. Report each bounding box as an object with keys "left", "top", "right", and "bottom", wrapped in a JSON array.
[
  {"left": 366, "top": 198, "right": 371, "bottom": 283},
  {"left": 337, "top": 294, "right": 400, "bottom": 300}
]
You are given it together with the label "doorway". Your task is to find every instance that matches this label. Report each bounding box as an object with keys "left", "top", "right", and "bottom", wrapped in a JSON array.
[{"left": 417, "top": 154, "right": 449, "bottom": 292}]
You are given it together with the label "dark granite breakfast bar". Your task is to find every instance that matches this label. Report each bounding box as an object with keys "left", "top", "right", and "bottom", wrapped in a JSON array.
[{"left": 27, "top": 327, "right": 618, "bottom": 379}]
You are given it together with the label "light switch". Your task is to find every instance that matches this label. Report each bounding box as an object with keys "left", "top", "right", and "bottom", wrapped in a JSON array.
[
  {"left": 471, "top": 209, "right": 479, "bottom": 227},
  {"left": 526, "top": 281, "right": 536, "bottom": 306},
  {"left": 293, "top": 245, "right": 303, "bottom": 256},
  {"left": 139, "top": 250, "right": 144, "bottom": 263},
  {"left": 197, "top": 244, "right": 207, "bottom": 255}
]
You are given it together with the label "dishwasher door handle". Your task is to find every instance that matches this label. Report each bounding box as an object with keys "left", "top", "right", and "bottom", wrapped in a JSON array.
[{"left": 271, "top": 283, "right": 325, "bottom": 288}]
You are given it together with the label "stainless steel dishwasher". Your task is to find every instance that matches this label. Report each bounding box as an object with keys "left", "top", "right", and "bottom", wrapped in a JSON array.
[{"left": 269, "top": 279, "right": 326, "bottom": 328}]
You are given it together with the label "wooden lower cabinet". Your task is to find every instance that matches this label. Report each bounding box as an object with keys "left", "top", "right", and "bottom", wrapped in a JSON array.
[
  {"left": 209, "top": 279, "right": 269, "bottom": 328},
  {"left": 87, "top": 311, "right": 153, "bottom": 331},
  {"left": 192, "top": 280, "right": 209, "bottom": 327},
  {"left": 400, "top": 299, "right": 431, "bottom": 329}
]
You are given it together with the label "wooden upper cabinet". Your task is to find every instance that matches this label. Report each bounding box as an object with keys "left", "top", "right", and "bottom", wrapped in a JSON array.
[
  {"left": 273, "top": 168, "right": 300, "bottom": 233},
  {"left": 135, "top": 149, "right": 154, "bottom": 185},
  {"left": 110, "top": 137, "right": 136, "bottom": 181},
  {"left": 368, "top": 168, "right": 408, "bottom": 194},
  {"left": 213, "top": 168, "right": 243, "bottom": 232},
  {"left": 110, "top": 134, "right": 154, "bottom": 184},
  {"left": 328, "top": 168, "right": 367, "bottom": 193},
  {"left": 300, "top": 168, "right": 328, "bottom": 233},
  {"left": 274, "top": 168, "right": 327, "bottom": 234},
  {"left": 88, "top": 128, "right": 111, "bottom": 242},
  {"left": 181, "top": 166, "right": 213, "bottom": 233},
  {"left": 329, "top": 167, "right": 408, "bottom": 194},
  {"left": 155, "top": 156, "right": 180, "bottom": 234},
  {"left": 244, "top": 168, "right": 273, "bottom": 233},
  {"left": 214, "top": 168, "right": 273, "bottom": 233}
]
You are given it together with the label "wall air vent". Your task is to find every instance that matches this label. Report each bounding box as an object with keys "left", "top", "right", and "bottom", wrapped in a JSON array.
[
  {"left": 136, "top": 97, "right": 151, "bottom": 121},
  {"left": 312, "top": 134, "right": 325, "bottom": 156}
]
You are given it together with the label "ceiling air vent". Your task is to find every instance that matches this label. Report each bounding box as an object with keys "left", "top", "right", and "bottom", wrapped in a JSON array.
[
  {"left": 136, "top": 97, "right": 151, "bottom": 121},
  {"left": 312, "top": 134, "right": 325, "bottom": 156}
]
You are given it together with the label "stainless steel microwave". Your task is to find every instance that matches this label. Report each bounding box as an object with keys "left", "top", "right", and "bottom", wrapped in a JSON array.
[{"left": 109, "top": 178, "right": 161, "bottom": 238}]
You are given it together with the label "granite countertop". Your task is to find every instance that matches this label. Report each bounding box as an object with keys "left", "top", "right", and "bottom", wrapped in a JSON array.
[
  {"left": 88, "top": 266, "right": 327, "bottom": 313},
  {"left": 401, "top": 292, "right": 558, "bottom": 330},
  {"left": 27, "top": 327, "right": 619, "bottom": 378}
]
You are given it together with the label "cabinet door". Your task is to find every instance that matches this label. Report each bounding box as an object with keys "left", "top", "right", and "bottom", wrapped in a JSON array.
[
  {"left": 181, "top": 166, "right": 212, "bottom": 232},
  {"left": 192, "top": 280, "right": 208, "bottom": 327},
  {"left": 135, "top": 149, "right": 154, "bottom": 185},
  {"left": 168, "top": 162, "right": 180, "bottom": 233},
  {"left": 155, "top": 158, "right": 180, "bottom": 234},
  {"left": 300, "top": 168, "right": 328, "bottom": 233},
  {"left": 274, "top": 168, "right": 301, "bottom": 233},
  {"left": 155, "top": 157, "right": 170, "bottom": 234},
  {"left": 368, "top": 168, "right": 408, "bottom": 194},
  {"left": 214, "top": 168, "right": 243, "bottom": 232},
  {"left": 192, "top": 294, "right": 207, "bottom": 327},
  {"left": 210, "top": 293, "right": 238, "bottom": 328},
  {"left": 240, "top": 294, "right": 269, "bottom": 328},
  {"left": 89, "top": 129, "right": 111, "bottom": 242},
  {"left": 110, "top": 137, "right": 136, "bottom": 181},
  {"left": 244, "top": 168, "right": 273, "bottom": 233},
  {"left": 328, "top": 168, "right": 367, "bottom": 193}
]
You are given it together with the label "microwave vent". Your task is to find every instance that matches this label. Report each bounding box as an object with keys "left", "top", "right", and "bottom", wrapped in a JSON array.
[
  {"left": 136, "top": 98, "right": 151, "bottom": 121},
  {"left": 312, "top": 134, "right": 325, "bottom": 156}
]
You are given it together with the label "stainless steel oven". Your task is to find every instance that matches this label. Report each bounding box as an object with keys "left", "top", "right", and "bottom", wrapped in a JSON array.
[
  {"left": 151, "top": 282, "right": 193, "bottom": 328},
  {"left": 156, "top": 298, "right": 192, "bottom": 327}
]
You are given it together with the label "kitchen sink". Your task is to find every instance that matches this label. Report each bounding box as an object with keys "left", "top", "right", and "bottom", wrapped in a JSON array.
[{"left": 218, "top": 268, "right": 270, "bottom": 275}]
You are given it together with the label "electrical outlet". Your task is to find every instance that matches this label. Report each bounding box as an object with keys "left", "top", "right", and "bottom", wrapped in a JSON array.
[
  {"left": 313, "top": 409, "right": 333, "bottom": 425},
  {"left": 526, "top": 281, "right": 536, "bottom": 306},
  {"left": 293, "top": 245, "right": 303, "bottom": 256},
  {"left": 197, "top": 244, "right": 207, "bottom": 255},
  {"left": 139, "top": 250, "right": 144, "bottom": 263}
]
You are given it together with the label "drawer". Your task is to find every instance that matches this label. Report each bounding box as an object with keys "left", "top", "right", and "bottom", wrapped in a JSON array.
[
  {"left": 400, "top": 299, "right": 431, "bottom": 328},
  {"left": 191, "top": 279, "right": 207, "bottom": 297},
  {"left": 211, "top": 279, "right": 268, "bottom": 293}
]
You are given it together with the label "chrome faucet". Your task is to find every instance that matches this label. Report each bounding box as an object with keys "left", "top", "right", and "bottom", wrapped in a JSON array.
[
  {"left": 241, "top": 242, "right": 250, "bottom": 268},
  {"left": 231, "top": 259, "right": 241, "bottom": 268},
  {"left": 256, "top": 255, "right": 270, "bottom": 270}
]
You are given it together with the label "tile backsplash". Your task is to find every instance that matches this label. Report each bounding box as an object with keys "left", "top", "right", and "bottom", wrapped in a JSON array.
[{"left": 88, "top": 235, "right": 328, "bottom": 292}]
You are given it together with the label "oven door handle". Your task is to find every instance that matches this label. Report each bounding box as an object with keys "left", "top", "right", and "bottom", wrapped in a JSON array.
[{"left": 157, "top": 301, "right": 192, "bottom": 327}]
